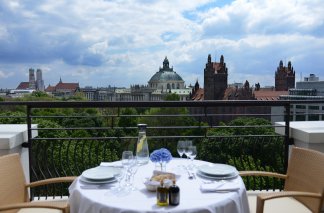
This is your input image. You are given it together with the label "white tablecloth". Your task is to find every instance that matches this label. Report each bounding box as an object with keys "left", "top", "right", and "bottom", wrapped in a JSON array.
[{"left": 69, "top": 159, "right": 249, "bottom": 213}]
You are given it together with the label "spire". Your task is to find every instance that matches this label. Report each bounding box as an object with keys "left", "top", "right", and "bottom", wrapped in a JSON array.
[
  {"left": 220, "top": 55, "right": 224, "bottom": 64},
  {"left": 163, "top": 56, "right": 169, "bottom": 69},
  {"left": 59, "top": 77, "right": 62, "bottom": 83},
  {"left": 208, "top": 54, "right": 211, "bottom": 64}
]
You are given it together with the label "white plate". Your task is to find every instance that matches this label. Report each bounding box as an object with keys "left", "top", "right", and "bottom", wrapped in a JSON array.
[
  {"left": 196, "top": 170, "right": 239, "bottom": 180},
  {"left": 79, "top": 175, "right": 117, "bottom": 184},
  {"left": 82, "top": 166, "right": 122, "bottom": 181},
  {"left": 197, "top": 164, "right": 237, "bottom": 177}
]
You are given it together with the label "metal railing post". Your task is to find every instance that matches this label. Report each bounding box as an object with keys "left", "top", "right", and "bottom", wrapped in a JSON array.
[
  {"left": 26, "top": 105, "right": 34, "bottom": 200},
  {"left": 284, "top": 103, "right": 291, "bottom": 173}
]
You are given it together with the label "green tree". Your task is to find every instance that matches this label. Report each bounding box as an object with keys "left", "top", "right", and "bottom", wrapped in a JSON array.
[
  {"left": 164, "top": 93, "right": 180, "bottom": 101},
  {"left": 199, "top": 117, "right": 284, "bottom": 176},
  {"left": 0, "top": 111, "right": 26, "bottom": 124}
]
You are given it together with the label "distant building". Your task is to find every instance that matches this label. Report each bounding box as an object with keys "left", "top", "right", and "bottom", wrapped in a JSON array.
[
  {"left": 17, "top": 68, "right": 45, "bottom": 91},
  {"left": 28, "top": 68, "right": 36, "bottom": 89},
  {"left": 16, "top": 82, "right": 30, "bottom": 90},
  {"left": 36, "top": 69, "right": 45, "bottom": 91},
  {"left": 148, "top": 57, "right": 185, "bottom": 91},
  {"left": 8, "top": 89, "right": 35, "bottom": 98},
  {"left": 204, "top": 54, "right": 228, "bottom": 100},
  {"left": 45, "top": 78, "right": 80, "bottom": 98},
  {"left": 279, "top": 74, "right": 324, "bottom": 121},
  {"left": 275, "top": 60, "right": 295, "bottom": 91},
  {"left": 80, "top": 57, "right": 191, "bottom": 101},
  {"left": 190, "top": 54, "right": 291, "bottom": 124},
  {"left": 0, "top": 89, "right": 10, "bottom": 97}
]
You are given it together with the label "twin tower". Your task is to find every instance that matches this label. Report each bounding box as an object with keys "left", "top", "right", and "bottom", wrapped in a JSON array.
[{"left": 28, "top": 68, "right": 45, "bottom": 91}]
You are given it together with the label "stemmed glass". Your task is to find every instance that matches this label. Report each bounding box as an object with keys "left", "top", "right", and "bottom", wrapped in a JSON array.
[
  {"left": 183, "top": 140, "right": 193, "bottom": 160},
  {"left": 108, "top": 151, "right": 133, "bottom": 196},
  {"left": 122, "top": 151, "right": 134, "bottom": 169},
  {"left": 177, "top": 141, "right": 186, "bottom": 158},
  {"left": 187, "top": 145, "right": 197, "bottom": 169},
  {"left": 128, "top": 159, "right": 140, "bottom": 191},
  {"left": 122, "top": 151, "right": 134, "bottom": 187}
]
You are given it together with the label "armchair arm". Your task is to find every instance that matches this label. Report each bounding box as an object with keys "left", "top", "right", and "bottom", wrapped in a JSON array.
[
  {"left": 0, "top": 201, "right": 68, "bottom": 212},
  {"left": 26, "top": 176, "right": 76, "bottom": 188},
  {"left": 256, "top": 191, "right": 322, "bottom": 213},
  {"left": 239, "top": 171, "right": 287, "bottom": 179}
]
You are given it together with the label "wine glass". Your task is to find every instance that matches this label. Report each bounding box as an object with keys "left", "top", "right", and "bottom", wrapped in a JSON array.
[
  {"left": 107, "top": 167, "right": 126, "bottom": 196},
  {"left": 183, "top": 140, "right": 193, "bottom": 159},
  {"left": 177, "top": 141, "right": 186, "bottom": 158},
  {"left": 187, "top": 146, "right": 197, "bottom": 169},
  {"left": 129, "top": 159, "right": 140, "bottom": 191},
  {"left": 122, "top": 151, "right": 134, "bottom": 186}
]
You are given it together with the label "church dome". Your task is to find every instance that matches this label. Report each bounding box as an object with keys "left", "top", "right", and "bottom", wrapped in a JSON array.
[
  {"left": 148, "top": 57, "right": 185, "bottom": 90},
  {"left": 149, "top": 70, "right": 183, "bottom": 82}
]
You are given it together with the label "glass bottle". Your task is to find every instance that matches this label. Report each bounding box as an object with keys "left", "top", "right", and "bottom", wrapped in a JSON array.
[
  {"left": 169, "top": 180, "right": 180, "bottom": 206},
  {"left": 157, "top": 180, "right": 168, "bottom": 206},
  {"left": 136, "top": 124, "right": 149, "bottom": 165}
]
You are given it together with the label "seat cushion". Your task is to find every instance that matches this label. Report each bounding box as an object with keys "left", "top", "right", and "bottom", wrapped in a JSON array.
[
  {"left": 16, "top": 200, "right": 67, "bottom": 213},
  {"left": 247, "top": 191, "right": 312, "bottom": 213},
  {"left": 18, "top": 208, "right": 62, "bottom": 213}
]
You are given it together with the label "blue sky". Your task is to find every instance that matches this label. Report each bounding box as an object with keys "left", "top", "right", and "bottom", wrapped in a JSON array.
[{"left": 1, "top": 0, "right": 324, "bottom": 89}]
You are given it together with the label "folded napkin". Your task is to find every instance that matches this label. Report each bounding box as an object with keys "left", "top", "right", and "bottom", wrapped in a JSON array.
[
  {"left": 100, "top": 162, "right": 122, "bottom": 167},
  {"left": 200, "top": 181, "right": 240, "bottom": 192}
]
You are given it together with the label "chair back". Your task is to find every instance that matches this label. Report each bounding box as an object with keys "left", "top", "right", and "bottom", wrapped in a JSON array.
[
  {"left": 285, "top": 147, "right": 324, "bottom": 213},
  {"left": 0, "top": 154, "right": 27, "bottom": 212}
]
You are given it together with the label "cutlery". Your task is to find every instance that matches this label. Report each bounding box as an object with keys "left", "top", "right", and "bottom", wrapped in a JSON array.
[
  {"left": 80, "top": 184, "right": 111, "bottom": 190},
  {"left": 187, "top": 170, "right": 194, "bottom": 179}
]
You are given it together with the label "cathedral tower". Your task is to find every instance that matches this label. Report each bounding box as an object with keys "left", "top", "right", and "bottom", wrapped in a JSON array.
[
  {"left": 204, "top": 54, "right": 228, "bottom": 100},
  {"left": 275, "top": 60, "right": 295, "bottom": 91}
]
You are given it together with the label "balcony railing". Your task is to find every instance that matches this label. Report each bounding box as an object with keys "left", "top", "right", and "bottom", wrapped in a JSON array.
[{"left": 1, "top": 100, "right": 324, "bottom": 200}]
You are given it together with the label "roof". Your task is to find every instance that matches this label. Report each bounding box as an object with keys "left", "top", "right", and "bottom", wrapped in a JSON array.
[
  {"left": 149, "top": 57, "right": 184, "bottom": 83},
  {"left": 149, "top": 71, "right": 184, "bottom": 82},
  {"left": 191, "top": 88, "right": 204, "bottom": 101},
  {"left": 16, "top": 82, "right": 29, "bottom": 90},
  {"left": 223, "top": 86, "right": 255, "bottom": 100},
  {"left": 55, "top": 82, "right": 79, "bottom": 90},
  {"left": 45, "top": 85, "right": 55, "bottom": 92},
  {"left": 254, "top": 90, "right": 288, "bottom": 101}
]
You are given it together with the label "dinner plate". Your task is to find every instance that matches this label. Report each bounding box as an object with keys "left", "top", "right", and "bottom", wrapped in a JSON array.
[
  {"left": 197, "top": 164, "right": 237, "bottom": 177},
  {"left": 82, "top": 166, "right": 122, "bottom": 181},
  {"left": 196, "top": 170, "right": 239, "bottom": 180},
  {"left": 79, "top": 175, "right": 117, "bottom": 184}
]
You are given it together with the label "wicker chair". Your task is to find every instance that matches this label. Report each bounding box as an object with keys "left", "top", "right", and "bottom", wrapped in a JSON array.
[
  {"left": 240, "top": 147, "right": 324, "bottom": 213},
  {"left": 0, "top": 153, "right": 76, "bottom": 213}
]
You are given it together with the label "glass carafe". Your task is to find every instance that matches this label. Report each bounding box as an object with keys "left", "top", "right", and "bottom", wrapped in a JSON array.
[{"left": 136, "top": 124, "right": 149, "bottom": 165}]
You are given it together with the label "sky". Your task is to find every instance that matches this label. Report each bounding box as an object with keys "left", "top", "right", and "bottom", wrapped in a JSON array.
[{"left": 1, "top": 0, "right": 324, "bottom": 89}]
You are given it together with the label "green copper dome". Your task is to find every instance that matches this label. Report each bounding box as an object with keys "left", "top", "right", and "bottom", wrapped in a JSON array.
[{"left": 149, "top": 57, "right": 184, "bottom": 82}]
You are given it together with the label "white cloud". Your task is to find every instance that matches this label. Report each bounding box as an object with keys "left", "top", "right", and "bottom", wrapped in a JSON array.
[
  {"left": 0, "top": 70, "right": 14, "bottom": 79},
  {"left": 0, "top": 0, "right": 324, "bottom": 89}
]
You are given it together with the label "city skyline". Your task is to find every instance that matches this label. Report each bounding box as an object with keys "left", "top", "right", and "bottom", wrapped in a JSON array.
[{"left": 0, "top": 0, "right": 324, "bottom": 89}]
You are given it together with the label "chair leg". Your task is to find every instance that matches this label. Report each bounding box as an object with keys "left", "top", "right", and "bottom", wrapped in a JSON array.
[{"left": 256, "top": 196, "right": 265, "bottom": 213}]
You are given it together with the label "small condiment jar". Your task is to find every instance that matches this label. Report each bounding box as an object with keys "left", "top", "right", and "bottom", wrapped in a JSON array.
[
  {"left": 157, "top": 180, "right": 169, "bottom": 206},
  {"left": 169, "top": 180, "right": 180, "bottom": 206}
]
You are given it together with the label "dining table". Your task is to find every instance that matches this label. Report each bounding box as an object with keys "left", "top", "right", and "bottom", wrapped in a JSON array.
[{"left": 68, "top": 158, "right": 250, "bottom": 213}]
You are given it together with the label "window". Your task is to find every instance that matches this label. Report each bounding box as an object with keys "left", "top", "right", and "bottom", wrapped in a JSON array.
[
  {"left": 296, "top": 115, "right": 305, "bottom": 121},
  {"left": 309, "top": 105, "right": 319, "bottom": 110},
  {"left": 295, "top": 105, "right": 306, "bottom": 109},
  {"left": 309, "top": 115, "right": 319, "bottom": 121}
]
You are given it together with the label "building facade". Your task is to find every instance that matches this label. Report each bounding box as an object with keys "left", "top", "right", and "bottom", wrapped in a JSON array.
[
  {"left": 203, "top": 54, "right": 228, "bottom": 100},
  {"left": 81, "top": 57, "right": 191, "bottom": 101},
  {"left": 17, "top": 68, "right": 45, "bottom": 91},
  {"left": 275, "top": 60, "right": 295, "bottom": 91},
  {"left": 279, "top": 74, "right": 324, "bottom": 121},
  {"left": 45, "top": 78, "right": 80, "bottom": 98}
]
